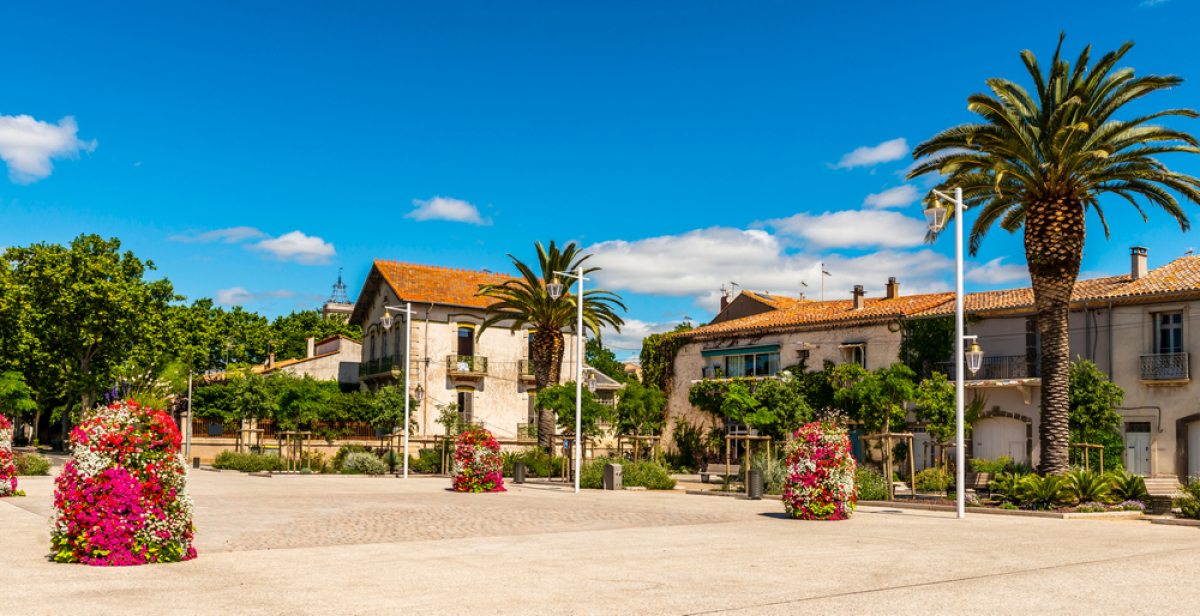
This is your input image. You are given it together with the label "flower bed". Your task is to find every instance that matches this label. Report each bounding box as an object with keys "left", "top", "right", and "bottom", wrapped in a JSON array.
[
  {"left": 451, "top": 428, "right": 505, "bottom": 493},
  {"left": 782, "top": 420, "right": 856, "bottom": 520},
  {"left": 50, "top": 400, "right": 196, "bottom": 566},
  {"left": 0, "top": 413, "right": 18, "bottom": 497}
]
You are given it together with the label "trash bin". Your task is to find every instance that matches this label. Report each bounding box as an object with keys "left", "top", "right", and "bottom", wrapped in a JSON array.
[
  {"left": 747, "top": 468, "right": 764, "bottom": 500},
  {"left": 193, "top": 457, "right": 200, "bottom": 469},
  {"left": 604, "top": 463, "right": 623, "bottom": 490},
  {"left": 514, "top": 461, "right": 526, "bottom": 484}
]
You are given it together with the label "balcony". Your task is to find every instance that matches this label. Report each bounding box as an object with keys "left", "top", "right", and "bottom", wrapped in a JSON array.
[
  {"left": 933, "top": 354, "right": 1040, "bottom": 381},
  {"left": 447, "top": 355, "right": 488, "bottom": 377},
  {"left": 518, "top": 359, "right": 536, "bottom": 380},
  {"left": 1140, "top": 353, "right": 1189, "bottom": 382},
  {"left": 359, "top": 354, "right": 404, "bottom": 379}
]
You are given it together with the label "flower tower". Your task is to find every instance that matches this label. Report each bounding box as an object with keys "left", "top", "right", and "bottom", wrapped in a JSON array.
[
  {"left": 783, "top": 420, "right": 857, "bottom": 520},
  {"left": 0, "top": 413, "right": 16, "bottom": 497},
  {"left": 50, "top": 400, "right": 197, "bottom": 565},
  {"left": 452, "top": 428, "right": 506, "bottom": 493}
]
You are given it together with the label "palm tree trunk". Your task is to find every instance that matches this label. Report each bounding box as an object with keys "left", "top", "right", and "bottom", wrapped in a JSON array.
[
  {"left": 531, "top": 329, "right": 565, "bottom": 449},
  {"left": 1024, "top": 197, "right": 1085, "bottom": 476}
]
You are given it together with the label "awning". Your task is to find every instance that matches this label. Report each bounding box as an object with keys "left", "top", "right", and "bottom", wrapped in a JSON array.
[
  {"left": 838, "top": 342, "right": 866, "bottom": 349},
  {"left": 701, "top": 344, "right": 780, "bottom": 358}
]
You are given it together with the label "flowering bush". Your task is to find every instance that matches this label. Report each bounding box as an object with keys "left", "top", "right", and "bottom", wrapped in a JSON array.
[
  {"left": 1075, "top": 501, "right": 1107, "bottom": 513},
  {"left": 50, "top": 400, "right": 196, "bottom": 566},
  {"left": 451, "top": 428, "right": 505, "bottom": 493},
  {"left": 1115, "top": 499, "right": 1146, "bottom": 512},
  {"left": 0, "top": 413, "right": 17, "bottom": 497},
  {"left": 783, "top": 420, "right": 856, "bottom": 520}
]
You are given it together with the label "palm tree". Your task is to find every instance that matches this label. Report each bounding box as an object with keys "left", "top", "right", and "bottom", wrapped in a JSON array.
[
  {"left": 908, "top": 35, "right": 1200, "bottom": 475},
  {"left": 476, "top": 241, "right": 626, "bottom": 448}
]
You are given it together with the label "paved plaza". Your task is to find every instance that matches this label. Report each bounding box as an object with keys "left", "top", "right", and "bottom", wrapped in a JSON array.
[{"left": 3, "top": 470, "right": 1200, "bottom": 615}]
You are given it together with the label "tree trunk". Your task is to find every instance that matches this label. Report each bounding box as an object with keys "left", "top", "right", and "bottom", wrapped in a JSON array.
[
  {"left": 532, "top": 328, "right": 565, "bottom": 449},
  {"left": 1024, "top": 197, "right": 1085, "bottom": 476}
]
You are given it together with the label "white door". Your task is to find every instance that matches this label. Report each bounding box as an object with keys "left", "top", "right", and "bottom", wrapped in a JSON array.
[
  {"left": 1189, "top": 421, "right": 1200, "bottom": 482},
  {"left": 1126, "top": 433, "right": 1152, "bottom": 477},
  {"left": 913, "top": 431, "right": 933, "bottom": 470},
  {"left": 974, "top": 418, "right": 1026, "bottom": 463}
]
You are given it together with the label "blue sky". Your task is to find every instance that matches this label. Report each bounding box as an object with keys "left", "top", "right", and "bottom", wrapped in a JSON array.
[{"left": 3, "top": 0, "right": 1199, "bottom": 357}]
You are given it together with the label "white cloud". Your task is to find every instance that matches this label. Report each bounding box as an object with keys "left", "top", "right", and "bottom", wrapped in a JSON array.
[
  {"left": 834, "top": 138, "right": 908, "bottom": 169},
  {"left": 407, "top": 196, "right": 492, "bottom": 226},
  {"left": 168, "top": 226, "right": 269, "bottom": 243},
  {"left": 965, "top": 257, "right": 1030, "bottom": 285},
  {"left": 0, "top": 114, "right": 96, "bottom": 184},
  {"left": 215, "top": 287, "right": 296, "bottom": 306},
  {"left": 764, "top": 210, "right": 928, "bottom": 249},
  {"left": 249, "top": 231, "right": 337, "bottom": 265},
  {"left": 586, "top": 226, "right": 950, "bottom": 314},
  {"left": 598, "top": 319, "right": 683, "bottom": 354},
  {"left": 1139, "top": 0, "right": 1170, "bottom": 6},
  {"left": 862, "top": 185, "right": 921, "bottom": 209}
]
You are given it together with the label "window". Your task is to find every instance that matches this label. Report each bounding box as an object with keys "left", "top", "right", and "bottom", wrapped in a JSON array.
[
  {"left": 1157, "top": 312, "right": 1183, "bottom": 354},
  {"left": 370, "top": 335, "right": 376, "bottom": 360},
  {"left": 528, "top": 332, "right": 536, "bottom": 359},
  {"left": 395, "top": 328, "right": 402, "bottom": 359},
  {"left": 527, "top": 394, "right": 537, "bottom": 424},
  {"left": 724, "top": 352, "right": 780, "bottom": 377},
  {"left": 457, "top": 390, "right": 474, "bottom": 423},
  {"left": 458, "top": 326, "right": 475, "bottom": 356},
  {"left": 381, "top": 332, "right": 387, "bottom": 357},
  {"left": 849, "top": 346, "right": 865, "bottom": 367}
]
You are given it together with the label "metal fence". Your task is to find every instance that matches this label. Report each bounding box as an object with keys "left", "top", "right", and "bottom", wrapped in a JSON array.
[
  {"left": 446, "top": 355, "right": 488, "bottom": 375},
  {"left": 1140, "top": 353, "right": 1189, "bottom": 380}
]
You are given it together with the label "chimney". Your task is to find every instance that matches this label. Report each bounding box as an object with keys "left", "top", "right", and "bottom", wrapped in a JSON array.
[
  {"left": 267, "top": 352, "right": 275, "bottom": 368},
  {"left": 720, "top": 289, "right": 732, "bottom": 312},
  {"left": 1131, "top": 246, "right": 1148, "bottom": 280},
  {"left": 852, "top": 285, "right": 866, "bottom": 310},
  {"left": 306, "top": 337, "right": 316, "bottom": 359},
  {"left": 885, "top": 277, "right": 899, "bottom": 300}
]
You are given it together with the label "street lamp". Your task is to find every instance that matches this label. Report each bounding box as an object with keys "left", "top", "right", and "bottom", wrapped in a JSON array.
[
  {"left": 926, "top": 186, "right": 986, "bottom": 519},
  {"left": 548, "top": 266, "right": 587, "bottom": 494},
  {"left": 381, "top": 302, "right": 416, "bottom": 478},
  {"left": 415, "top": 384, "right": 425, "bottom": 403},
  {"left": 586, "top": 371, "right": 597, "bottom": 393}
]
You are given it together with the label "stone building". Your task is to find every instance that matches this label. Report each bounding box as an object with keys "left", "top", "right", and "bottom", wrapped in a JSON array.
[{"left": 348, "top": 260, "right": 582, "bottom": 441}]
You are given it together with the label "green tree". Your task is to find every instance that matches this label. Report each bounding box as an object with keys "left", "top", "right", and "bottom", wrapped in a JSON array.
[
  {"left": 1, "top": 235, "right": 179, "bottom": 419},
  {"left": 271, "top": 372, "right": 336, "bottom": 431},
  {"left": 913, "top": 372, "right": 983, "bottom": 444},
  {"left": 371, "top": 379, "right": 420, "bottom": 436},
  {"left": 537, "top": 382, "right": 613, "bottom": 440},
  {"left": 0, "top": 372, "right": 38, "bottom": 427},
  {"left": 751, "top": 376, "right": 814, "bottom": 440},
  {"left": 899, "top": 317, "right": 956, "bottom": 376},
  {"left": 614, "top": 379, "right": 667, "bottom": 436},
  {"left": 476, "top": 241, "right": 626, "bottom": 447},
  {"left": 832, "top": 363, "right": 916, "bottom": 435},
  {"left": 585, "top": 338, "right": 630, "bottom": 383},
  {"left": 229, "top": 371, "right": 277, "bottom": 423},
  {"left": 908, "top": 36, "right": 1200, "bottom": 474},
  {"left": 270, "top": 310, "right": 361, "bottom": 362},
  {"left": 1068, "top": 359, "right": 1124, "bottom": 467}
]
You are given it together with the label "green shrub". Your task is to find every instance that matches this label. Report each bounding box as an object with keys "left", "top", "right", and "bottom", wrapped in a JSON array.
[
  {"left": 1179, "top": 480, "right": 1200, "bottom": 520},
  {"left": 988, "top": 472, "right": 1025, "bottom": 505},
  {"left": 999, "top": 502, "right": 1019, "bottom": 510},
  {"left": 914, "top": 467, "right": 951, "bottom": 492},
  {"left": 410, "top": 449, "right": 442, "bottom": 474},
  {"left": 343, "top": 452, "right": 388, "bottom": 476},
  {"left": 14, "top": 451, "right": 51, "bottom": 476},
  {"left": 380, "top": 450, "right": 403, "bottom": 472},
  {"left": 332, "top": 444, "right": 368, "bottom": 471},
  {"left": 1064, "top": 468, "right": 1112, "bottom": 504},
  {"left": 212, "top": 451, "right": 284, "bottom": 472},
  {"left": 855, "top": 467, "right": 888, "bottom": 501},
  {"left": 579, "top": 458, "right": 676, "bottom": 490},
  {"left": 969, "top": 456, "right": 1011, "bottom": 474},
  {"left": 1109, "top": 470, "right": 1149, "bottom": 502},
  {"left": 1020, "top": 475, "right": 1069, "bottom": 510}
]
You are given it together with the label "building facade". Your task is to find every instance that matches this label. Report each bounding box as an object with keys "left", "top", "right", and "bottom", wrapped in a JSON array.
[{"left": 349, "top": 260, "right": 582, "bottom": 441}]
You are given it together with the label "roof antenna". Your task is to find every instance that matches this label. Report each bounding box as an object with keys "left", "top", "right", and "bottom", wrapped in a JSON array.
[
  {"left": 1186, "top": 248, "right": 1195, "bottom": 256},
  {"left": 730, "top": 281, "right": 739, "bottom": 295}
]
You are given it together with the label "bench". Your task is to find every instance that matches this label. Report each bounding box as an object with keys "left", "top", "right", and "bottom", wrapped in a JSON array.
[{"left": 701, "top": 464, "right": 741, "bottom": 484}]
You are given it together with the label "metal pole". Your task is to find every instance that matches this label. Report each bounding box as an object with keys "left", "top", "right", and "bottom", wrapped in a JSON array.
[
  {"left": 186, "top": 370, "right": 193, "bottom": 460},
  {"left": 403, "top": 301, "right": 412, "bottom": 479},
  {"left": 954, "top": 186, "right": 966, "bottom": 519},
  {"left": 575, "top": 266, "right": 583, "bottom": 494}
]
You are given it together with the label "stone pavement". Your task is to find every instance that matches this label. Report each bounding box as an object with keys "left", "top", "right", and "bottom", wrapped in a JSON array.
[{"left": 3, "top": 469, "right": 1200, "bottom": 615}]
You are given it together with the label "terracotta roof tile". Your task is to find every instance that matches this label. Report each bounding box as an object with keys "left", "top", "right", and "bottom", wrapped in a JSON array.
[
  {"left": 916, "top": 274, "right": 1131, "bottom": 316},
  {"left": 1112, "top": 255, "right": 1200, "bottom": 298},
  {"left": 373, "top": 260, "right": 517, "bottom": 309},
  {"left": 740, "top": 291, "right": 810, "bottom": 310},
  {"left": 682, "top": 292, "right": 955, "bottom": 337}
]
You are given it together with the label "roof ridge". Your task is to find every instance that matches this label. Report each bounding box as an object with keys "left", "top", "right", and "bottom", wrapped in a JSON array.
[{"left": 374, "top": 259, "right": 512, "bottom": 278}]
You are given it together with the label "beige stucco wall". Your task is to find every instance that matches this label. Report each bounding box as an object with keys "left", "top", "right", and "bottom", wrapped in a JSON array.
[
  {"left": 356, "top": 288, "right": 581, "bottom": 442},
  {"left": 274, "top": 340, "right": 362, "bottom": 385},
  {"left": 665, "top": 321, "right": 901, "bottom": 450}
]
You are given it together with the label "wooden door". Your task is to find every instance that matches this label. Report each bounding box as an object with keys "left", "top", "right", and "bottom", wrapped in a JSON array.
[{"left": 1189, "top": 421, "right": 1200, "bottom": 481}]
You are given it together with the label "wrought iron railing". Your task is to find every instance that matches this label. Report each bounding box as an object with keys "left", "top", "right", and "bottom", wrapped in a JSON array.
[
  {"left": 446, "top": 355, "right": 488, "bottom": 375},
  {"left": 518, "top": 359, "right": 536, "bottom": 378},
  {"left": 932, "top": 354, "right": 1040, "bottom": 381},
  {"left": 1140, "top": 353, "right": 1189, "bottom": 381},
  {"left": 358, "top": 354, "right": 404, "bottom": 378}
]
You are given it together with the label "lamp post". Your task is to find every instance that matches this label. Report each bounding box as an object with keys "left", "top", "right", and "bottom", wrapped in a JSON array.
[
  {"left": 381, "top": 302, "right": 416, "bottom": 478},
  {"left": 547, "top": 267, "right": 587, "bottom": 494},
  {"left": 925, "top": 187, "right": 985, "bottom": 519}
]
